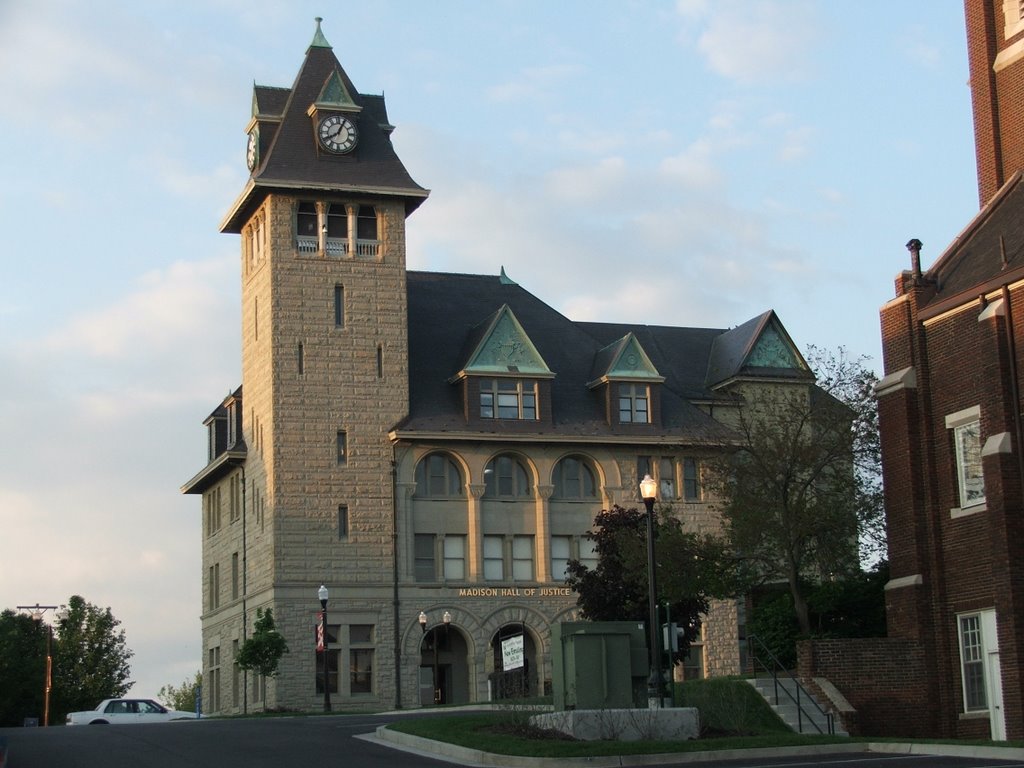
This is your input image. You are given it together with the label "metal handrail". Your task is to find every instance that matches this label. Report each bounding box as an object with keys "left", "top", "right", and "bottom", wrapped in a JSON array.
[{"left": 747, "top": 634, "right": 835, "bottom": 735}]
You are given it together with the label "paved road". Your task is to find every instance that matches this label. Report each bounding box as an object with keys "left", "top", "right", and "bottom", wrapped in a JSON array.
[
  {"left": 0, "top": 714, "right": 449, "bottom": 768},
  {"left": 4, "top": 713, "right": 1024, "bottom": 768}
]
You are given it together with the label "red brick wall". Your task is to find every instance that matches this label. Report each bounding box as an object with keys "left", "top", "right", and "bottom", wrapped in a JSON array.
[
  {"left": 798, "top": 638, "right": 932, "bottom": 737},
  {"left": 966, "top": 0, "right": 1024, "bottom": 206}
]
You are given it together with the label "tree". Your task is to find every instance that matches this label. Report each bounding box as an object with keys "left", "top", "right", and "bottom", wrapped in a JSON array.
[
  {"left": 0, "top": 610, "right": 48, "bottom": 726},
  {"left": 709, "top": 346, "right": 884, "bottom": 636},
  {"left": 235, "top": 608, "right": 288, "bottom": 679},
  {"left": 51, "top": 595, "right": 134, "bottom": 721},
  {"left": 748, "top": 560, "right": 890, "bottom": 667},
  {"left": 565, "top": 505, "right": 733, "bottom": 656},
  {"left": 158, "top": 671, "right": 201, "bottom": 713}
]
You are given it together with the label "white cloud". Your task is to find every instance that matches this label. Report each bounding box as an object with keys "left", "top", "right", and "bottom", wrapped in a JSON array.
[
  {"left": 678, "top": 0, "right": 821, "bottom": 85},
  {"left": 39, "top": 256, "right": 235, "bottom": 360},
  {"left": 486, "top": 63, "right": 584, "bottom": 104},
  {"left": 0, "top": 253, "right": 237, "bottom": 698}
]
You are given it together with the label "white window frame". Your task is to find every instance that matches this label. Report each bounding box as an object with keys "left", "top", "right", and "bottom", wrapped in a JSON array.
[
  {"left": 945, "top": 406, "right": 985, "bottom": 514},
  {"left": 958, "top": 610, "right": 996, "bottom": 713}
]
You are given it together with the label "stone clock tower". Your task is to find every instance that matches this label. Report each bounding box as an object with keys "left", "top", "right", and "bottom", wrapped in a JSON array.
[{"left": 208, "top": 19, "right": 427, "bottom": 710}]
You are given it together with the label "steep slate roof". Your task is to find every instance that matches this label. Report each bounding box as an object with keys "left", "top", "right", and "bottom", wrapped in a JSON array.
[
  {"left": 400, "top": 271, "right": 747, "bottom": 444},
  {"left": 921, "top": 171, "right": 1024, "bottom": 314},
  {"left": 221, "top": 24, "right": 428, "bottom": 233}
]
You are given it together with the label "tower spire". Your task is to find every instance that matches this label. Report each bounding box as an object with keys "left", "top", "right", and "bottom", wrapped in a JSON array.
[{"left": 310, "top": 16, "right": 331, "bottom": 49}]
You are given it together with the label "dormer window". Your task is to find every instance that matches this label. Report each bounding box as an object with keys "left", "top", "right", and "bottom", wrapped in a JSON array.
[
  {"left": 618, "top": 383, "right": 649, "bottom": 424},
  {"left": 480, "top": 378, "right": 537, "bottom": 420}
]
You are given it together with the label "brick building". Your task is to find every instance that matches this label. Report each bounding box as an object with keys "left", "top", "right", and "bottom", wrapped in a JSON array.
[
  {"left": 181, "top": 20, "right": 822, "bottom": 714},
  {"left": 800, "top": 0, "right": 1024, "bottom": 742}
]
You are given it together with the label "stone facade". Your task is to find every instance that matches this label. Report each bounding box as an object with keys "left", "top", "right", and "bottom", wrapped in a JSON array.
[{"left": 181, "top": 21, "right": 824, "bottom": 716}]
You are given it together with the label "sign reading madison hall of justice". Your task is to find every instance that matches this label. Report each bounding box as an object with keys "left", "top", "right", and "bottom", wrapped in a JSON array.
[{"left": 456, "top": 587, "right": 573, "bottom": 598}]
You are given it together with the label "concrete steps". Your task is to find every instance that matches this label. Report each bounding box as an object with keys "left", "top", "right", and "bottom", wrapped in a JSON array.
[{"left": 747, "top": 677, "right": 848, "bottom": 736}]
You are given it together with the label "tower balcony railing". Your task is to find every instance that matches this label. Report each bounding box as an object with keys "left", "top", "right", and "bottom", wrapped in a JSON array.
[
  {"left": 295, "top": 236, "right": 379, "bottom": 258},
  {"left": 326, "top": 237, "right": 348, "bottom": 256},
  {"left": 354, "top": 238, "right": 379, "bottom": 258}
]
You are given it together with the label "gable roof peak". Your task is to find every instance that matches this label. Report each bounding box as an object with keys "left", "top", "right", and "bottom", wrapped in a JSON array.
[
  {"left": 451, "top": 304, "right": 554, "bottom": 380},
  {"left": 588, "top": 332, "right": 664, "bottom": 388},
  {"left": 705, "top": 309, "right": 811, "bottom": 388}
]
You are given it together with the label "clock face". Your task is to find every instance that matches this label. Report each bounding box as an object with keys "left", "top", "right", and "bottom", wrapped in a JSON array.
[
  {"left": 318, "top": 114, "right": 358, "bottom": 154},
  {"left": 246, "top": 131, "right": 258, "bottom": 171}
]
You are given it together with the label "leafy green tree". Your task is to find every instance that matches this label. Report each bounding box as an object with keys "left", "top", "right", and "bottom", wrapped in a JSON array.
[
  {"left": 51, "top": 595, "right": 133, "bottom": 721},
  {"left": 709, "top": 346, "right": 883, "bottom": 636},
  {"left": 236, "top": 608, "right": 288, "bottom": 679},
  {"left": 748, "top": 561, "right": 890, "bottom": 667},
  {"left": 0, "top": 610, "right": 48, "bottom": 726},
  {"left": 565, "top": 504, "right": 734, "bottom": 656},
  {"left": 158, "top": 671, "right": 202, "bottom": 713}
]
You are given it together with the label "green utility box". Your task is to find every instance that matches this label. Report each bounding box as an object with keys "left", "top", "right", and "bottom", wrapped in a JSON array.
[{"left": 551, "top": 621, "right": 649, "bottom": 710}]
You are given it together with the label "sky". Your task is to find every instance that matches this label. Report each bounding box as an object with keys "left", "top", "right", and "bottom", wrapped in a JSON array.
[{"left": 0, "top": 1, "right": 980, "bottom": 700}]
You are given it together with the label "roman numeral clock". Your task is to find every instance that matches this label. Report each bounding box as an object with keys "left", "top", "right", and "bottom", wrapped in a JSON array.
[{"left": 317, "top": 113, "right": 358, "bottom": 154}]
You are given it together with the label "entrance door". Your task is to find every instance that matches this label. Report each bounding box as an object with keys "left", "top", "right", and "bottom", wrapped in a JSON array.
[
  {"left": 981, "top": 610, "right": 1006, "bottom": 741},
  {"left": 417, "top": 666, "right": 433, "bottom": 707}
]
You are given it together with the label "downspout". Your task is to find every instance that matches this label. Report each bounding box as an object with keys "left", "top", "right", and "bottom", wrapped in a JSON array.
[
  {"left": 392, "top": 445, "right": 402, "bottom": 709},
  {"left": 241, "top": 467, "right": 248, "bottom": 715}
]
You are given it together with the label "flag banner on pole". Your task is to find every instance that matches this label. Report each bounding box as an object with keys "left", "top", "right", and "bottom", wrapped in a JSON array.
[{"left": 316, "top": 611, "right": 325, "bottom": 652}]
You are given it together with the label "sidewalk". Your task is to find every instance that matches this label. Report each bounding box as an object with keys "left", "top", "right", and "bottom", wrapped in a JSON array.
[{"left": 361, "top": 726, "right": 1024, "bottom": 768}]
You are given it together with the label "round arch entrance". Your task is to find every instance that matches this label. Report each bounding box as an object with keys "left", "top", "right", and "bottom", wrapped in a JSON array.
[
  {"left": 418, "top": 620, "right": 470, "bottom": 706},
  {"left": 488, "top": 622, "right": 538, "bottom": 700}
]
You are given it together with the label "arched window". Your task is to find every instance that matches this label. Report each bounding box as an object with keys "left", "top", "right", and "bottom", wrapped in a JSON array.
[
  {"left": 356, "top": 206, "right": 378, "bottom": 257},
  {"left": 296, "top": 202, "right": 318, "bottom": 253},
  {"left": 552, "top": 455, "right": 597, "bottom": 499},
  {"left": 325, "top": 203, "right": 347, "bottom": 256},
  {"left": 415, "top": 453, "right": 464, "bottom": 498},
  {"left": 484, "top": 454, "right": 532, "bottom": 499}
]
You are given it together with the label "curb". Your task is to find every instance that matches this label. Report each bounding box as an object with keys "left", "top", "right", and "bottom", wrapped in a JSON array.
[{"left": 363, "top": 728, "right": 1024, "bottom": 768}]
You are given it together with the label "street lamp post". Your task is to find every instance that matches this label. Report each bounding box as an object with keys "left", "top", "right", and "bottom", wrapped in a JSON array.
[
  {"left": 440, "top": 611, "right": 451, "bottom": 704},
  {"left": 17, "top": 603, "right": 63, "bottom": 726},
  {"left": 639, "top": 474, "right": 664, "bottom": 708},
  {"left": 318, "top": 585, "right": 331, "bottom": 712},
  {"left": 419, "top": 610, "right": 452, "bottom": 705}
]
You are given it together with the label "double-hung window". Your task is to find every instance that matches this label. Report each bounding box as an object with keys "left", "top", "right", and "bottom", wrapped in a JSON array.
[
  {"left": 512, "top": 535, "right": 534, "bottom": 581},
  {"left": 484, "top": 535, "right": 504, "bottom": 580},
  {"left": 946, "top": 406, "right": 985, "bottom": 510},
  {"left": 958, "top": 613, "right": 988, "bottom": 711},
  {"left": 619, "top": 383, "right": 649, "bottom": 423},
  {"left": 480, "top": 378, "right": 537, "bottom": 420},
  {"left": 414, "top": 534, "right": 435, "bottom": 582},
  {"left": 443, "top": 536, "right": 466, "bottom": 580}
]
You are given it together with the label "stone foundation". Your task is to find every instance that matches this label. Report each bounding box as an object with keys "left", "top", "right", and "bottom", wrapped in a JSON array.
[{"left": 531, "top": 708, "right": 699, "bottom": 741}]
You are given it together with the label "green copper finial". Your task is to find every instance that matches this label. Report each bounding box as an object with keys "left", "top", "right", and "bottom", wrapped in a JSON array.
[{"left": 311, "top": 17, "right": 331, "bottom": 48}]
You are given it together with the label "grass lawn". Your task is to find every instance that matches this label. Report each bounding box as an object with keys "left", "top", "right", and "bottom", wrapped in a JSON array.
[
  {"left": 386, "top": 711, "right": 848, "bottom": 758},
  {"left": 385, "top": 679, "right": 847, "bottom": 758}
]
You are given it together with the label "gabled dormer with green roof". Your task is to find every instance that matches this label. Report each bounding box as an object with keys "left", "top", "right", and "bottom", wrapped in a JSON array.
[
  {"left": 705, "top": 310, "right": 812, "bottom": 390},
  {"left": 449, "top": 305, "right": 554, "bottom": 427},
  {"left": 587, "top": 332, "right": 666, "bottom": 428}
]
